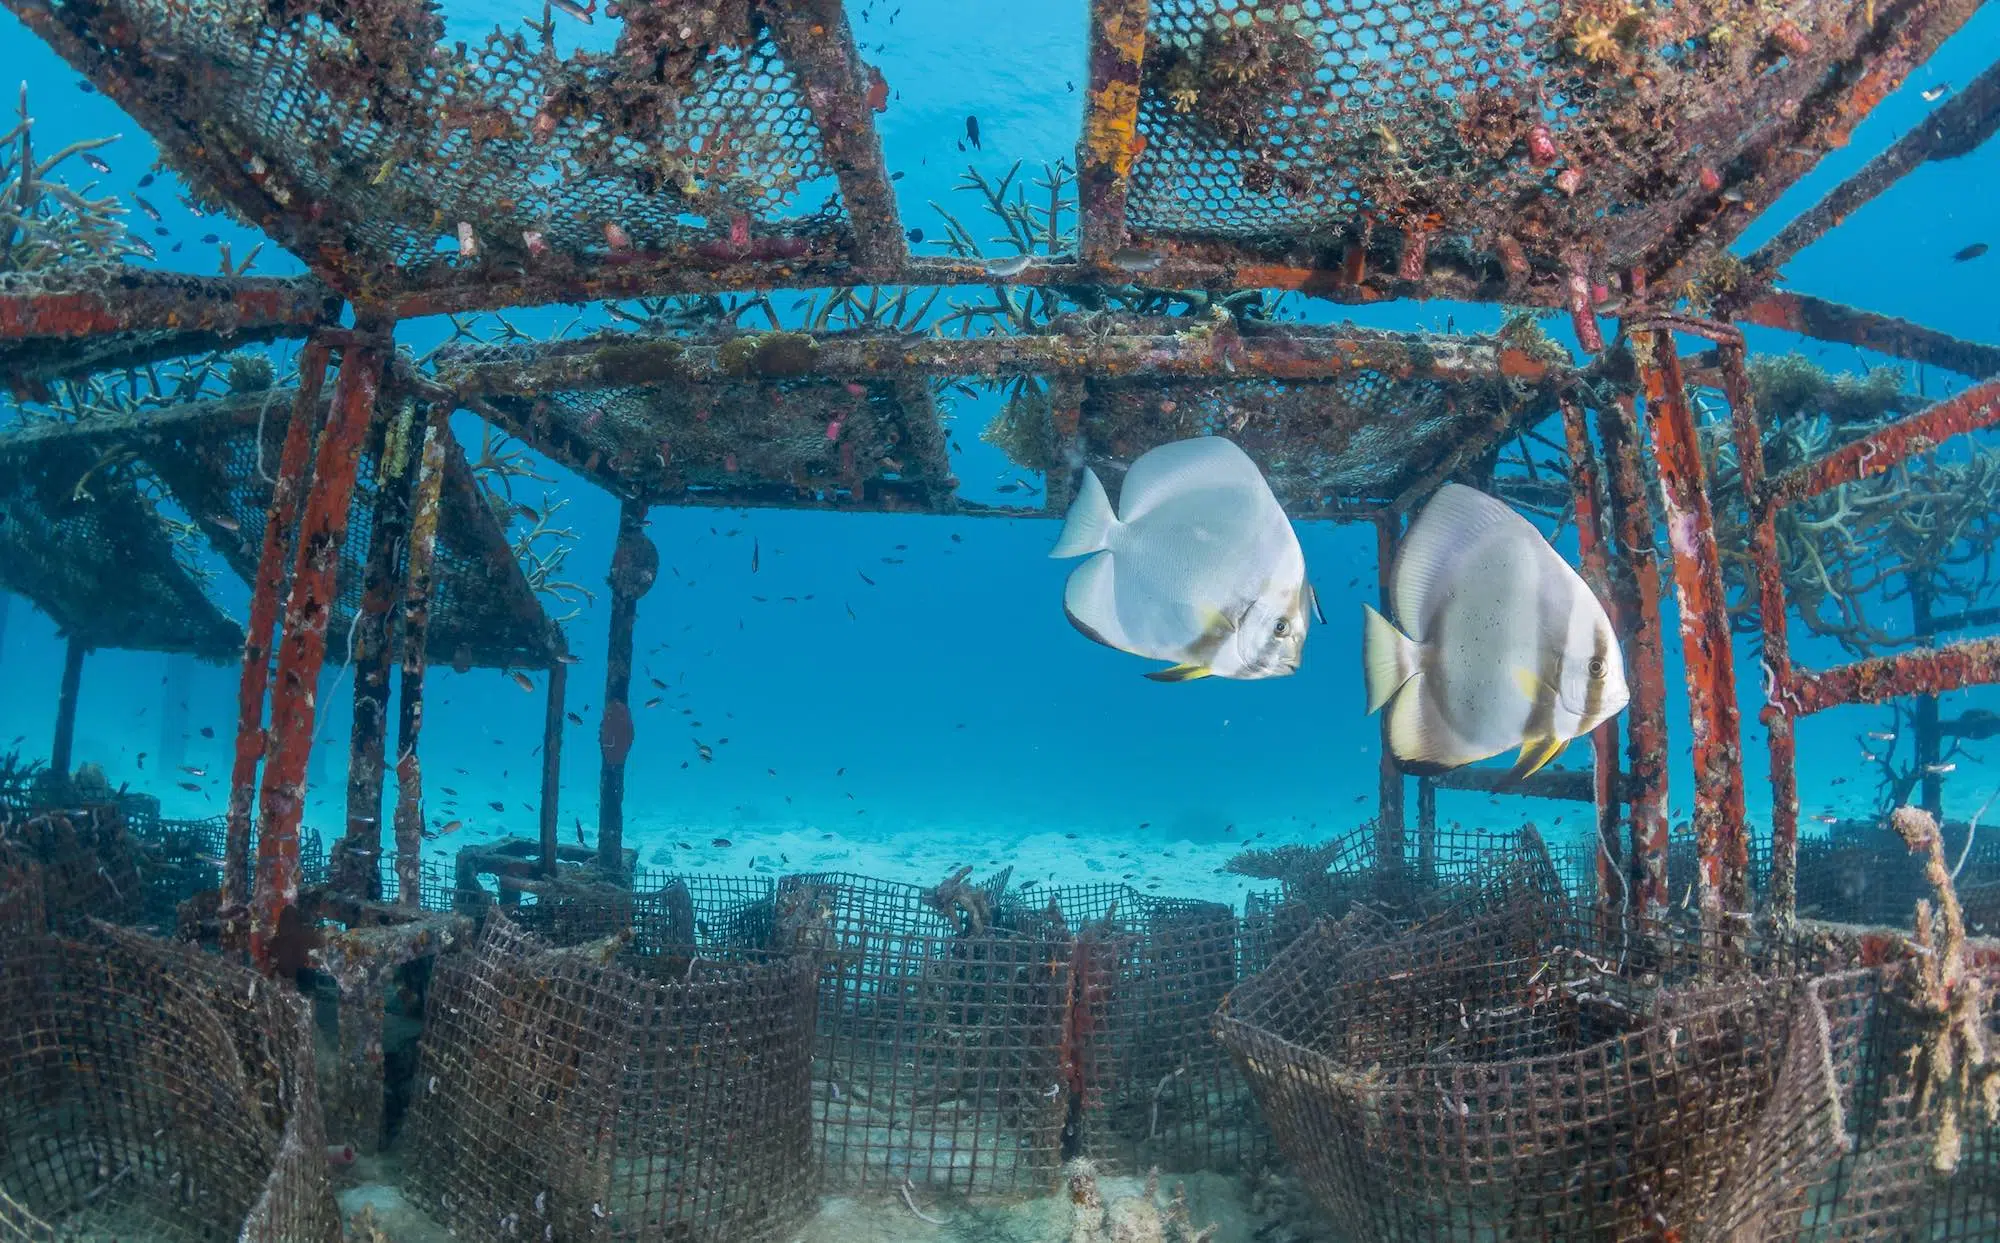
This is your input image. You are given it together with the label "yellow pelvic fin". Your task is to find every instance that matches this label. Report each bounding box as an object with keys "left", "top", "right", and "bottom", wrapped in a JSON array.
[
  {"left": 1145, "top": 662, "right": 1215, "bottom": 683},
  {"left": 1512, "top": 666, "right": 1550, "bottom": 701},
  {"left": 1509, "top": 735, "right": 1566, "bottom": 784}
]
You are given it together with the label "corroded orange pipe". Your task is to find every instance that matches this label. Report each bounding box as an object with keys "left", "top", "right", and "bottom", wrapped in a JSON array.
[
  {"left": 1559, "top": 395, "right": 1625, "bottom": 927},
  {"left": 1766, "top": 376, "right": 2000, "bottom": 508}
]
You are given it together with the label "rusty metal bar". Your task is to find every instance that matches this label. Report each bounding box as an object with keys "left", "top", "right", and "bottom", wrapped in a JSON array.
[
  {"left": 223, "top": 342, "right": 331, "bottom": 924},
  {"left": 1639, "top": 331, "right": 1749, "bottom": 919},
  {"left": 336, "top": 399, "right": 419, "bottom": 899},
  {"left": 1415, "top": 777, "right": 1436, "bottom": 885},
  {"left": 539, "top": 661, "right": 568, "bottom": 879},
  {"left": 1718, "top": 340, "right": 1799, "bottom": 921},
  {"left": 1044, "top": 377, "right": 1087, "bottom": 516},
  {"left": 1426, "top": 764, "right": 1607, "bottom": 804},
  {"left": 441, "top": 324, "right": 1561, "bottom": 395},
  {"left": 48, "top": 634, "right": 84, "bottom": 783},
  {"left": 1789, "top": 636, "right": 2000, "bottom": 715},
  {"left": 1077, "top": 0, "right": 1150, "bottom": 269},
  {"left": 598, "top": 499, "right": 654, "bottom": 878},
  {"left": 0, "top": 272, "right": 336, "bottom": 339},
  {"left": 1646, "top": 0, "right": 1984, "bottom": 291},
  {"left": 392, "top": 408, "right": 449, "bottom": 908},
  {"left": 1764, "top": 376, "right": 2000, "bottom": 508},
  {"left": 251, "top": 334, "right": 389, "bottom": 972},
  {"left": 1751, "top": 57, "right": 2000, "bottom": 276},
  {"left": 1734, "top": 292, "right": 2000, "bottom": 381},
  {"left": 762, "top": 0, "right": 907, "bottom": 276},
  {"left": 1910, "top": 576, "right": 1944, "bottom": 817},
  {"left": 1375, "top": 512, "right": 1406, "bottom": 874},
  {"left": 1598, "top": 395, "right": 1671, "bottom": 922},
  {"left": 1559, "top": 394, "right": 1626, "bottom": 925}
]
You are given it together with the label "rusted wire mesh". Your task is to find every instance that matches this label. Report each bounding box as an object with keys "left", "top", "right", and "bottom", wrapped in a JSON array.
[
  {"left": 0, "top": 437, "right": 243, "bottom": 660},
  {"left": 1214, "top": 900, "right": 1851, "bottom": 1241},
  {"left": 998, "top": 883, "right": 1272, "bottom": 1176},
  {"left": 405, "top": 910, "right": 819, "bottom": 1243},
  {"left": 473, "top": 362, "right": 954, "bottom": 511},
  {"left": 774, "top": 870, "right": 1071, "bottom": 1194},
  {"left": 1077, "top": 361, "right": 1546, "bottom": 514},
  {"left": 1125, "top": 0, "right": 1970, "bottom": 281},
  {"left": 0, "top": 913, "right": 341, "bottom": 1242},
  {"left": 129, "top": 812, "right": 326, "bottom": 929},
  {"left": 0, "top": 803, "right": 147, "bottom": 929}
]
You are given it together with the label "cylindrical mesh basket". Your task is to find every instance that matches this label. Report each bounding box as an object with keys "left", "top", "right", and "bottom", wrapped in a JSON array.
[
  {"left": 0, "top": 920, "right": 341, "bottom": 1242},
  {"left": 404, "top": 909, "right": 818, "bottom": 1242},
  {"left": 1215, "top": 903, "right": 1834, "bottom": 1241}
]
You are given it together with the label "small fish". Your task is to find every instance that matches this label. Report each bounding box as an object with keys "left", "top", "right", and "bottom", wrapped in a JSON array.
[
  {"left": 136, "top": 752, "right": 146, "bottom": 769},
  {"left": 1053, "top": 437, "right": 1311, "bottom": 682},
  {"left": 1922, "top": 83, "right": 1951, "bottom": 102},
  {"left": 695, "top": 741, "right": 714, "bottom": 762},
  {"left": 1953, "top": 242, "right": 1989, "bottom": 262},
  {"left": 906, "top": 227, "right": 923, "bottom": 243},
  {"left": 200, "top": 726, "right": 214, "bottom": 738},
  {"left": 984, "top": 253, "right": 1033, "bottom": 278},
  {"left": 128, "top": 237, "right": 155, "bottom": 259},
  {"left": 556, "top": 653, "right": 581, "bottom": 665},
  {"left": 137, "top": 172, "right": 153, "bottom": 187},
  {"left": 1866, "top": 730, "right": 1897, "bottom": 741},
  {"left": 510, "top": 671, "right": 534, "bottom": 692},
  {"left": 711, "top": 837, "right": 731, "bottom": 847},
  {"left": 1925, "top": 762, "right": 1958, "bottom": 775},
  {"left": 77, "top": 80, "right": 95, "bottom": 93},
  {"left": 1110, "top": 247, "right": 1163, "bottom": 273},
  {"left": 134, "top": 195, "right": 161, "bottom": 222},
  {"left": 180, "top": 765, "right": 206, "bottom": 777},
  {"left": 207, "top": 511, "right": 240, "bottom": 532},
  {"left": 650, "top": 677, "right": 667, "bottom": 689},
  {"left": 549, "top": 0, "right": 594, "bottom": 22},
  {"left": 567, "top": 711, "right": 583, "bottom": 725},
  {"left": 1363, "top": 484, "right": 1630, "bottom": 779},
  {"left": 443, "top": 787, "right": 458, "bottom": 796},
  {"left": 82, "top": 153, "right": 111, "bottom": 174},
  {"left": 177, "top": 781, "right": 202, "bottom": 792},
  {"left": 858, "top": 570, "right": 876, "bottom": 586},
  {"left": 201, "top": 233, "right": 218, "bottom": 245},
  {"left": 488, "top": 800, "right": 505, "bottom": 812},
  {"left": 966, "top": 114, "right": 981, "bottom": 149},
  {"left": 752, "top": 538, "right": 760, "bottom": 573},
  {"left": 644, "top": 697, "right": 663, "bottom": 708},
  {"left": 439, "top": 820, "right": 463, "bottom": 835},
  {"left": 1813, "top": 813, "right": 1840, "bottom": 824}
]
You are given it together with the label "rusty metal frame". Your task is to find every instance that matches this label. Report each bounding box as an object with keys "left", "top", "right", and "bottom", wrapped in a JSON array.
[{"left": 1734, "top": 292, "right": 2000, "bottom": 382}]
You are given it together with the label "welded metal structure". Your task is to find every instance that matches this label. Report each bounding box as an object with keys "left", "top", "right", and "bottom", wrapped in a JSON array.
[{"left": 0, "top": 0, "right": 1994, "bottom": 1069}]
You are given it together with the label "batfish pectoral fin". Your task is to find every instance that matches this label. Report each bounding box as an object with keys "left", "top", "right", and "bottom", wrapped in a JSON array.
[
  {"left": 1145, "top": 663, "right": 1215, "bottom": 683},
  {"left": 1509, "top": 735, "right": 1566, "bottom": 784},
  {"left": 1512, "top": 665, "right": 1552, "bottom": 702}
]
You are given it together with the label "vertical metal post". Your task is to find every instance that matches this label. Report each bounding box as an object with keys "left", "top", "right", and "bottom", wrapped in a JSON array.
[
  {"left": 598, "top": 498, "right": 655, "bottom": 878},
  {"left": 1720, "top": 342, "right": 1799, "bottom": 920},
  {"left": 540, "top": 661, "right": 568, "bottom": 877},
  {"left": 1599, "top": 395, "right": 1672, "bottom": 922},
  {"left": 224, "top": 341, "right": 331, "bottom": 923},
  {"left": 252, "top": 335, "right": 388, "bottom": 972},
  {"left": 1415, "top": 778, "right": 1437, "bottom": 885},
  {"left": 1911, "top": 576, "right": 1944, "bottom": 817},
  {"left": 337, "top": 398, "right": 419, "bottom": 899},
  {"left": 1559, "top": 396, "right": 1628, "bottom": 926},
  {"left": 392, "top": 409, "right": 448, "bottom": 908},
  {"left": 1638, "top": 330, "right": 1750, "bottom": 920},
  {"left": 1375, "top": 512, "right": 1406, "bottom": 874},
  {"left": 49, "top": 634, "right": 85, "bottom": 783},
  {"left": 1077, "top": 0, "right": 1150, "bottom": 269}
]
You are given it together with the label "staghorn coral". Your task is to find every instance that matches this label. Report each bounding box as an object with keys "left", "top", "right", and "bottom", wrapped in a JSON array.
[
  {"left": 2, "top": 84, "right": 149, "bottom": 273},
  {"left": 983, "top": 382, "right": 1061, "bottom": 473}
]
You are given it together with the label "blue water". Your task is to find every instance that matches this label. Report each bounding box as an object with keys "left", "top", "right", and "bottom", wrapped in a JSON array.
[{"left": 3, "top": 1, "right": 2000, "bottom": 903}]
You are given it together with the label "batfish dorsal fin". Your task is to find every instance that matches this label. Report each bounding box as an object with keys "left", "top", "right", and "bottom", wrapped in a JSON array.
[
  {"left": 1393, "top": 483, "right": 1537, "bottom": 639},
  {"left": 1116, "top": 436, "right": 1267, "bottom": 524},
  {"left": 1146, "top": 662, "right": 1214, "bottom": 683}
]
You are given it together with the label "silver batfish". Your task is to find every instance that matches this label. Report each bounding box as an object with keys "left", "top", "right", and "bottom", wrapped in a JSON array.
[
  {"left": 1051, "top": 436, "right": 1315, "bottom": 681},
  {"left": 1363, "top": 483, "right": 1629, "bottom": 779}
]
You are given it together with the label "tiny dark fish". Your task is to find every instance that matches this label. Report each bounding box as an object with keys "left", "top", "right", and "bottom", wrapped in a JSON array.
[
  {"left": 644, "top": 697, "right": 663, "bottom": 708},
  {"left": 905, "top": 227, "right": 923, "bottom": 243},
  {"left": 752, "top": 538, "right": 760, "bottom": 573},
  {"left": 950, "top": 533, "right": 962, "bottom": 542},
  {"left": 567, "top": 711, "right": 583, "bottom": 725},
  {"left": 81, "top": 153, "right": 111, "bottom": 174},
  {"left": 201, "top": 233, "right": 218, "bottom": 244},
  {"left": 846, "top": 603, "right": 857, "bottom": 620},
  {"left": 510, "top": 671, "right": 535, "bottom": 692},
  {"left": 965, "top": 115, "right": 981, "bottom": 149},
  {"left": 443, "top": 787, "right": 458, "bottom": 796},
  {"left": 133, "top": 195, "right": 163, "bottom": 222},
  {"left": 77, "top": 81, "right": 96, "bottom": 93},
  {"left": 177, "top": 781, "right": 202, "bottom": 792},
  {"left": 200, "top": 726, "right": 215, "bottom": 738},
  {"left": 696, "top": 741, "right": 714, "bottom": 762},
  {"left": 1953, "top": 242, "right": 1989, "bottom": 262},
  {"left": 576, "top": 816, "right": 586, "bottom": 844},
  {"left": 1066, "top": 80, "right": 1075, "bottom": 92},
  {"left": 137, "top": 172, "right": 153, "bottom": 187},
  {"left": 136, "top": 752, "right": 146, "bottom": 769},
  {"left": 711, "top": 837, "right": 732, "bottom": 848},
  {"left": 891, "top": 171, "right": 905, "bottom": 181},
  {"left": 487, "top": 800, "right": 504, "bottom": 812},
  {"left": 650, "top": 676, "right": 667, "bottom": 689},
  {"left": 858, "top": 570, "right": 875, "bottom": 586}
]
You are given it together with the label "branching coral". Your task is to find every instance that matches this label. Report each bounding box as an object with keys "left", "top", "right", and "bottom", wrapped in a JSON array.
[{"left": 1, "top": 84, "right": 149, "bottom": 273}]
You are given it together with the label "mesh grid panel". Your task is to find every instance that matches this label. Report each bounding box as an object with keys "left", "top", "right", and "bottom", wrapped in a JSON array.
[
  {"left": 1126, "top": 0, "right": 1927, "bottom": 276},
  {"left": 0, "top": 919, "right": 341, "bottom": 1243},
  {"left": 30, "top": 0, "right": 847, "bottom": 286},
  {"left": 405, "top": 912, "right": 818, "bottom": 1243},
  {"left": 0, "top": 439, "right": 243, "bottom": 660}
]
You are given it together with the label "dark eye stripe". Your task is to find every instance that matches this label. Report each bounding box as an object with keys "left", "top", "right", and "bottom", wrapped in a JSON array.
[{"left": 1581, "top": 620, "right": 1609, "bottom": 724}]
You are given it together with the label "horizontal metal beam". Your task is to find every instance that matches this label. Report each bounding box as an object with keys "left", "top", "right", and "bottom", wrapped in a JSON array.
[
  {"left": 1763, "top": 376, "right": 2000, "bottom": 509},
  {"left": 1788, "top": 635, "right": 2000, "bottom": 715},
  {"left": 1735, "top": 292, "right": 2000, "bottom": 381}
]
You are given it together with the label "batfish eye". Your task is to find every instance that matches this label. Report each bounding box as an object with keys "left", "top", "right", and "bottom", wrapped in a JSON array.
[
  {"left": 1587, "top": 656, "right": 1607, "bottom": 678},
  {"left": 1274, "top": 618, "right": 1290, "bottom": 637}
]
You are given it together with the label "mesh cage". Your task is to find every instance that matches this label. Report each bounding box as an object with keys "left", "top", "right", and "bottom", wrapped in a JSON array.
[
  {"left": 475, "top": 359, "right": 955, "bottom": 512},
  {"left": 405, "top": 910, "right": 819, "bottom": 1243},
  {"left": 0, "top": 437, "right": 243, "bottom": 660},
  {"left": 775, "top": 871, "right": 1071, "bottom": 1194},
  {"left": 15, "top": 0, "right": 849, "bottom": 295},
  {"left": 0, "top": 918, "right": 341, "bottom": 1243},
  {"left": 1213, "top": 900, "right": 1866, "bottom": 1241},
  {"left": 1123, "top": 0, "right": 1967, "bottom": 278},
  {"left": 997, "top": 883, "right": 1274, "bottom": 1176},
  {"left": 137, "top": 391, "right": 561, "bottom": 670},
  {"left": 0, "top": 804, "right": 148, "bottom": 930}
]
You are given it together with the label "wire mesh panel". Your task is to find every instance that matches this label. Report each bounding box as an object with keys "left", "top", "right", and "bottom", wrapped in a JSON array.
[
  {"left": 406, "top": 911, "right": 819, "bottom": 1243},
  {"left": 0, "top": 921, "right": 341, "bottom": 1242},
  {"left": 0, "top": 804, "right": 147, "bottom": 929},
  {"left": 0, "top": 437, "right": 242, "bottom": 660},
  {"left": 1215, "top": 903, "right": 1843, "bottom": 1241},
  {"left": 1124, "top": 0, "right": 1970, "bottom": 280}
]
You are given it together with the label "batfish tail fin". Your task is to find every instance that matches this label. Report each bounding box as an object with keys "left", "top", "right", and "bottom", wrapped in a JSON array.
[
  {"left": 1051, "top": 468, "right": 1117, "bottom": 558},
  {"left": 1362, "top": 604, "right": 1421, "bottom": 715}
]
